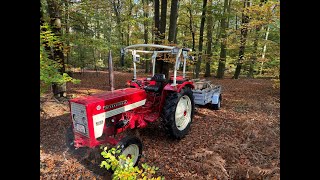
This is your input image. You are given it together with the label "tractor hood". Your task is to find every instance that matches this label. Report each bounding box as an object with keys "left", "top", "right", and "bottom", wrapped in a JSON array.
[
  {"left": 70, "top": 88, "right": 147, "bottom": 117},
  {"left": 69, "top": 88, "right": 147, "bottom": 139}
]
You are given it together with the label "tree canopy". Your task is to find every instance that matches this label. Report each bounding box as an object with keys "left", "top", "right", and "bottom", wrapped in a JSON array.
[{"left": 40, "top": 0, "right": 280, "bottom": 94}]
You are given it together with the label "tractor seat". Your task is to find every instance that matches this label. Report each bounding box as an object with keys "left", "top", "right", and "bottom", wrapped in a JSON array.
[
  {"left": 144, "top": 85, "right": 160, "bottom": 92},
  {"left": 151, "top": 74, "right": 166, "bottom": 82},
  {"left": 144, "top": 74, "right": 166, "bottom": 92}
]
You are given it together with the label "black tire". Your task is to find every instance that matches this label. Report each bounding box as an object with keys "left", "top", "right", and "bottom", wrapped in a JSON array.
[
  {"left": 212, "top": 94, "right": 222, "bottom": 110},
  {"left": 162, "top": 87, "right": 195, "bottom": 139},
  {"left": 66, "top": 125, "right": 76, "bottom": 151},
  {"left": 116, "top": 136, "right": 143, "bottom": 167},
  {"left": 65, "top": 125, "right": 88, "bottom": 157}
]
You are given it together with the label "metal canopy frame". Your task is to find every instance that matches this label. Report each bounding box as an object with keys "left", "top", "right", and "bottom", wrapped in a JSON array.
[{"left": 122, "top": 44, "right": 192, "bottom": 86}]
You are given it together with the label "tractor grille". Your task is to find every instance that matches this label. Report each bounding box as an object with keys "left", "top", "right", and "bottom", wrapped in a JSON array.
[{"left": 70, "top": 102, "right": 89, "bottom": 137}]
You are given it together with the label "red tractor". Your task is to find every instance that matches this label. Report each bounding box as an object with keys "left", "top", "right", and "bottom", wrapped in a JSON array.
[{"left": 68, "top": 44, "right": 195, "bottom": 166}]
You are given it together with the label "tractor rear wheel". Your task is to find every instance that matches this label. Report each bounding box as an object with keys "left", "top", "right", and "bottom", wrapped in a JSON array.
[
  {"left": 162, "top": 87, "right": 195, "bottom": 139},
  {"left": 116, "top": 136, "right": 142, "bottom": 167}
]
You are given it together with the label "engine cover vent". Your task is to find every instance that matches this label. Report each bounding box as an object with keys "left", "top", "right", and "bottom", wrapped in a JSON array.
[{"left": 70, "top": 102, "right": 89, "bottom": 137}]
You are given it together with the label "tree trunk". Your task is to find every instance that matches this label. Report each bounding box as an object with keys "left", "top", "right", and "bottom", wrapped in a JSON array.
[
  {"left": 233, "top": 0, "right": 250, "bottom": 79},
  {"left": 93, "top": 48, "right": 98, "bottom": 76},
  {"left": 47, "top": 0, "right": 66, "bottom": 97},
  {"left": 247, "top": 27, "right": 259, "bottom": 78},
  {"left": 151, "top": 19, "right": 154, "bottom": 44},
  {"left": 162, "top": 0, "right": 179, "bottom": 79},
  {"left": 105, "top": 5, "right": 112, "bottom": 50},
  {"left": 216, "top": 0, "right": 231, "bottom": 78},
  {"left": 188, "top": 5, "right": 196, "bottom": 51},
  {"left": 127, "top": 0, "right": 134, "bottom": 46},
  {"left": 204, "top": 0, "right": 214, "bottom": 77},
  {"left": 41, "top": 2, "right": 52, "bottom": 59},
  {"left": 40, "top": 1, "right": 45, "bottom": 25},
  {"left": 174, "top": 26, "right": 178, "bottom": 44},
  {"left": 155, "top": 0, "right": 169, "bottom": 79},
  {"left": 154, "top": 0, "right": 160, "bottom": 44},
  {"left": 111, "top": 0, "right": 124, "bottom": 66},
  {"left": 127, "top": 23, "right": 130, "bottom": 46},
  {"left": 80, "top": 46, "right": 85, "bottom": 75},
  {"left": 143, "top": 0, "right": 150, "bottom": 73},
  {"left": 260, "top": 25, "right": 270, "bottom": 75},
  {"left": 195, "top": 0, "right": 207, "bottom": 78},
  {"left": 159, "top": 0, "right": 167, "bottom": 41},
  {"left": 235, "top": 14, "right": 238, "bottom": 31},
  {"left": 65, "top": 0, "right": 70, "bottom": 67},
  {"left": 215, "top": 20, "right": 220, "bottom": 45},
  {"left": 186, "top": 1, "right": 196, "bottom": 77},
  {"left": 112, "top": 1, "right": 124, "bottom": 45},
  {"left": 168, "top": 0, "right": 179, "bottom": 44},
  {"left": 95, "top": 7, "right": 100, "bottom": 77},
  {"left": 248, "top": 0, "right": 266, "bottom": 78}
]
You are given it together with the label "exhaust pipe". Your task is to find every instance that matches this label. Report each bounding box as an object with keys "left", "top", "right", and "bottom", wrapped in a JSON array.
[{"left": 108, "top": 50, "right": 114, "bottom": 91}]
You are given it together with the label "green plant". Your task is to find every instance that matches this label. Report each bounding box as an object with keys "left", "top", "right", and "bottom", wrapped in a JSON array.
[
  {"left": 40, "top": 23, "right": 80, "bottom": 95},
  {"left": 100, "top": 146, "right": 164, "bottom": 180}
]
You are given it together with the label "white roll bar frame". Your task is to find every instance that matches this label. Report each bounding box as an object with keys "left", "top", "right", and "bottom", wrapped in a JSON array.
[{"left": 122, "top": 44, "right": 192, "bottom": 86}]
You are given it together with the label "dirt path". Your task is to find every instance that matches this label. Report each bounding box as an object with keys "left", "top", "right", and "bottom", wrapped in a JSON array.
[{"left": 40, "top": 71, "right": 280, "bottom": 179}]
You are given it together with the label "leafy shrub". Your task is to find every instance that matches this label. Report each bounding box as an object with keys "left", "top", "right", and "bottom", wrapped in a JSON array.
[
  {"left": 100, "top": 146, "right": 164, "bottom": 180},
  {"left": 40, "top": 24, "right": 80, "bottom": 95}
]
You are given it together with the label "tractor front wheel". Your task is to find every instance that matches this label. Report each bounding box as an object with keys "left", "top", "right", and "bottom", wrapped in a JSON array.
[
  {"left": 116, "top": 136, "right": 142, "bottom": 167},
  {"left": 66, "top": 125, "right": 75, "bottom": 151},
  {"left": 162, "top": 87, "right": 195, "bottom": 139},
  {"left": 65, "top": 125, "right": 89, "bottom": 159}
]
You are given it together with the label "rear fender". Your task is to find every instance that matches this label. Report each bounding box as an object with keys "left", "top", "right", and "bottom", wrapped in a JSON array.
[
  {"left": 160, "top": 82, "right": 194, "bottom": 111},
  {"left": 163, "top": 82, "right": 194, "bottom": 93},
  {"left": 178, "top": 82, "right": 194, "bottom": 92}
]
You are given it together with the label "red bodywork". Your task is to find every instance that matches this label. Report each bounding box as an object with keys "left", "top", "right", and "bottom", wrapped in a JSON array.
[{"left": 69, "top": 75, "right": 194, "bottom": 148}]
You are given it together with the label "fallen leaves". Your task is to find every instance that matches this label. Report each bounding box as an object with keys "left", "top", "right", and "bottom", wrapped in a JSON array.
[{"left": 40, "top": 70, "right": 280, "bottom": 180}]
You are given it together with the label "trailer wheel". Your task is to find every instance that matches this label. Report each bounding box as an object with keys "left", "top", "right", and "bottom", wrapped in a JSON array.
[
  {"left": 116, "top": 136, "right": 142, "bottom": 167},
  {"left": 212, "top": 94, "right": 222, "bottom": 110},
  {"left": 162, "top": 87, "right": 195, "bottom": 139}
]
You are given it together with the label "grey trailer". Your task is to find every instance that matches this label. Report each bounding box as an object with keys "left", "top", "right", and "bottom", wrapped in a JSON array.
[{"left": 191, "top": 79, "right": 222, "bottom": 110}]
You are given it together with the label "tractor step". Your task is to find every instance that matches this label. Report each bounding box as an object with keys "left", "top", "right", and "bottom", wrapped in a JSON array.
[{"left": 143, "top": 113, "right": 159, "bottom": 122}]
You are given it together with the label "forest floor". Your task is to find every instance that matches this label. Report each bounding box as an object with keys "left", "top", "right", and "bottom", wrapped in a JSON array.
[{"left": 40, "top": 70, "right": 280, "bottom": 180}]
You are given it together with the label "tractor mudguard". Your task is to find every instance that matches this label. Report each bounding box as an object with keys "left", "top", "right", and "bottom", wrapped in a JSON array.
[
  {"left": 163, "top": 81, "right": 194, "bottom": 92},
  {"left": 211, "top": 93, "right": 220, "bottom": 104}
]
